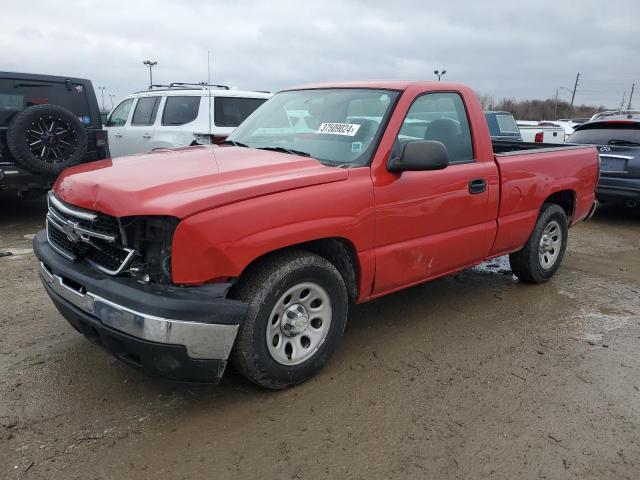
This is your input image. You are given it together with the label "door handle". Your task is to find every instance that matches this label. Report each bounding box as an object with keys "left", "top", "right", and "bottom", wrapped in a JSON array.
[
  {"left": 468, "top": 178, "right": 487, "bottom": 194},
  {"left": 142, "top": 134, "right": 152, "bottom": 139},
  {"left": 114, "top": 133, "right": 122, "bottom": 138}
]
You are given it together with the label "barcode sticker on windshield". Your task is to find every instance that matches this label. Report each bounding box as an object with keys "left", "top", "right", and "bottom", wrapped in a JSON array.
[{"left": 317, "top": 123, "right": 361, "bottom": 136}]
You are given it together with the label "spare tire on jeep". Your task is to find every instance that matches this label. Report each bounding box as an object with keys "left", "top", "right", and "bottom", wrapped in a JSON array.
[{"left": 6, "top": 104, "right": 88, "bottom": 175}]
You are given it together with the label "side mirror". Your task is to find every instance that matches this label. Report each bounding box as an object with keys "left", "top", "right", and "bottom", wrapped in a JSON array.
[{"left": 387, "top": 140, "right": 449, "bottom": 173}]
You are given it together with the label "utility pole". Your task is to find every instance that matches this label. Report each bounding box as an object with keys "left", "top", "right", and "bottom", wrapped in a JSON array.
[
  {"left": 143, "top": 60, "right": 158, "bottom": 88},
  {"left": 555, "top": 86, "right": 573, "bottom": 119},
  {"left": 628, "top": 83, "right": 635, "bottom": 109},
  {"left": 620, "top": 92, "right": 626, "bottom": 110},
  {"left": 98, "top": 86, "right": 106, "bottom": 111},
  {"left": 569, "top": 72, "right": 580, "bottom": 111},
  {"left": 108, "top": 94, "right": 116, "bottom": 109}
]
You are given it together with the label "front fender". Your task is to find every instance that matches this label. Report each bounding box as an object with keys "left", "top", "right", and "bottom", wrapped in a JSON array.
[{"left": 171, "top": 168, "right": 375, "bottom": 286}]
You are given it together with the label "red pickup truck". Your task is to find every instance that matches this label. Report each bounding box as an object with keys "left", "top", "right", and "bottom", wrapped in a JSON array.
[{"left": 34, "top": 81, "right": 599, "bottom": 389}]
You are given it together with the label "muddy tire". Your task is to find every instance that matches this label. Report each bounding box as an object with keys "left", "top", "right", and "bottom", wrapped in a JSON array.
[
  {"left": 509, "top": 203, "right": 568, "bottom": 284},
  {"left": 230, "top": 250, "right": 348, "bottom": 389},
  {"left": 6, "top": 104, "right": 88, "bottom": 175}
]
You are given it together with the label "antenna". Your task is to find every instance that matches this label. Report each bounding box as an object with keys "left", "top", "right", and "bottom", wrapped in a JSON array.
[{"left": 207, "top": 50, "right": 212, "bottom": 137}]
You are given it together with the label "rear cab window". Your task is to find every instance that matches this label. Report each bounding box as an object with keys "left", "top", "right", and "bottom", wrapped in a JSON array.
[
  {"left": 394, "top": 92, "right": 474, "bottom": 164},
  {"left": 214, "top": 97, "right": 267, "bottom": 127},
  {"left": 162, "top": 96, "right": 200, "bottom": 126},
  {"left": 496, "top": 114, "right": 520, "bottom": 134},
  {"left": 0, "top": 78, "right": 92, "bottom": 127},
  {"left": 131, "top": 96, "right": 161, "bottom": 126}
]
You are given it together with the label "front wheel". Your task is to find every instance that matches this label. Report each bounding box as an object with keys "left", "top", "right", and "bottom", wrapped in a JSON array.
[
  {"left": 509, "top": 203, "right": 569, "bottom": 283},
  {"left": 230, "top": 250, "right": 348, "bottom": 389}
]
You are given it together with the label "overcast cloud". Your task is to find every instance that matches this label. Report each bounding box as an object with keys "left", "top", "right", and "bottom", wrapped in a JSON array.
[{"left": 2, "top": 0, "right": 639, "bottom": 109}]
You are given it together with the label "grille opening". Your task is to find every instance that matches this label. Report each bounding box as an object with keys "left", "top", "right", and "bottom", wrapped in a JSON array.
[
  {"left": 60, "top": 276, "right": 86, "bottom": 294},
  {"left": 49, "top": 202, "right": 120, "bottom": 237},
  {"left": 46, "top": 195, "right": 134, "bottom": 275}
]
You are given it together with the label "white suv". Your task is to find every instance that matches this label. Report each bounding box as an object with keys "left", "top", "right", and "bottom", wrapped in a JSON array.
[{"left": 105, "top": 84, "right": 271, "bottom": 157}]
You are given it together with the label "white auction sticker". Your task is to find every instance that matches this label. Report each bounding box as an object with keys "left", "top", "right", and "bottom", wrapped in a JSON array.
[{"left": 317, "top": 123, "right": 361, "bottom": 136}]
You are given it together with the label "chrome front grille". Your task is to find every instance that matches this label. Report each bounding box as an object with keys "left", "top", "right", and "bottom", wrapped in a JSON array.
[{"left": 46, "top": 192, "right": 136, "bottom": 275}]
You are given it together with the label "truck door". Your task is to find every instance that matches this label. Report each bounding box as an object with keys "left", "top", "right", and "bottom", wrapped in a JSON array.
[{"left": 372, "top": 92, "right": 499, "bottom": 295}]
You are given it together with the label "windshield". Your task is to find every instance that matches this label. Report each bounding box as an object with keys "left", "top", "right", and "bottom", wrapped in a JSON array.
[{"left": 227, "top": 88, "right": 399, "bottom": 166}]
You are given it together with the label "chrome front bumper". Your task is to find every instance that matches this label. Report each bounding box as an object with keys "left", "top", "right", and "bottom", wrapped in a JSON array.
[{"left": 39, "top": 261, "right": 238, "bottom": 360}]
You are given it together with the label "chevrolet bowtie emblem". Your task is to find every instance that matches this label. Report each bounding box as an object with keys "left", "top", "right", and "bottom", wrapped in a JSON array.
[{"left": 63, "top": 221, "right": 81, "bottom": 243}]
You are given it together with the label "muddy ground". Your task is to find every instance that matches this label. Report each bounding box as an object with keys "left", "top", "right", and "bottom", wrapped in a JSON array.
[{"left": 0, "top": 192, "right": 638, "bottom": 480}]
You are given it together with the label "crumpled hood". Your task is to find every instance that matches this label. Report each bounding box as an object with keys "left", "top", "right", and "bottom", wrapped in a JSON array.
[{"left": 54, "top": 146, "right": 348, "bottom": 218}]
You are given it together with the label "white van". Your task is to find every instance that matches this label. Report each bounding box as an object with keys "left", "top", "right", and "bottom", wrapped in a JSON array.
[{"left": 105, "top": 84, "right": 271, "bottom": 157}]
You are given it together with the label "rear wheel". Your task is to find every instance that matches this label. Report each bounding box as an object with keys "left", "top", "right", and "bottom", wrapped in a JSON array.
[
  {"left": 230, "top": 250, "right": 348, "bottom": 389},
  {"left": 509, "top": 203, "right": 568, "bottom": 283}
]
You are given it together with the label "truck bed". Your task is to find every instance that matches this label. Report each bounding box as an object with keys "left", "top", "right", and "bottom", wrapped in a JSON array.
[
  {"left": 490, "top": 141, "right": 599, "bottom": 255},
  {"left": 492, "top": 140, "right": 589, "bottom": 155}
]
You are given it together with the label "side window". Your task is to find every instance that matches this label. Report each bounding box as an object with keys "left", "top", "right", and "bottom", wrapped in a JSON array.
[
  {"left": 214, "top": 97, "right": 267, "bottom": 127},
  {"left": 131, "top": 96, "right": 160, "bottom": 126},
  {"left": 395, "top": 92, "right": 474, "bottom": 164},
  {"left": 107, "top": 99, "right": 134, "bottom": 127},
  {"left": 162, "top": 96, "right": 200, "bottom": 126}
]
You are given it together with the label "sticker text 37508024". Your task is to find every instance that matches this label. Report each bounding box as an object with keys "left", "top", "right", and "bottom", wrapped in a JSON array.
[{"left": 317, "top": 123, "right": 361, "bottom": 136}]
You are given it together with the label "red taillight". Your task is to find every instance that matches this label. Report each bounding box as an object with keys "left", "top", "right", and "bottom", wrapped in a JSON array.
[
  {"left": 534, "top": 132, "right": 544, "bottom": 143},
  {"left": 95, "top": 130, "right": 108, "bottom": 147}
]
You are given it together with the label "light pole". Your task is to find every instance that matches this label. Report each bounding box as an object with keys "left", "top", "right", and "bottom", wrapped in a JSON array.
[
  {"left": 108, "top": 94, "right": 116, "bottom": 110},
  {"left": 143, "top": 60, "right": 157, "bottom": 89},
  {"left": 98, "top": 86, "right": 106, "bottom": 111},
  {"left": 433, "top": 69, "right": 447, "bottom": 81}
]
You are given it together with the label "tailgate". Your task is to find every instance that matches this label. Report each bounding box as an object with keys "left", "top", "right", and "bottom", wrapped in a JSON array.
[{"left": 598, "top": 145, "right": 639, "bottom": 177}]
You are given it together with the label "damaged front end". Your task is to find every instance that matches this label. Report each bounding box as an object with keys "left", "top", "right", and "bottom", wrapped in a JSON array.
[
  {"left": 37, "top": 192, "right": 247, "bottom": 383},
  {"left": 120, "top": 216, "right": 179, "bottom": 285},
  {"left": 47, "top": 191, "right": 178, "bottom": 285}
]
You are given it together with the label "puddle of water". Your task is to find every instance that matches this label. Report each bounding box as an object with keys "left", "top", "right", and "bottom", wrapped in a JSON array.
[
  {"left": 583, "top": 312, "right": 632, "bottom": 332},
  {"left": 579, "top": 331, "right": 604, "bottom": 344},
  {"left": 568, "top": 274, "right": 639, "bottom": 341}
]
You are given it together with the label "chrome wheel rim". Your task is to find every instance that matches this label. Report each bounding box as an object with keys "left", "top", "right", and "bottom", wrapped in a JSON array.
[
  {"left": 266, "top": 282, "right": 332, "bottom": 366},
  {"left": 539, "top": 220, "right": 562, "bottom": 269}
]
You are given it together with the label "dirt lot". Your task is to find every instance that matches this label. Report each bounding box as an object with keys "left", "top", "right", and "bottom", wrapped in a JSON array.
[{"left": 1, "top": 193, "right": 638, "bottom": 480}]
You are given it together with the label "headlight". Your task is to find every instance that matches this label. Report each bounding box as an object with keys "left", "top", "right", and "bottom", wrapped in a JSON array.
[{"left": 120, "top": 216, "right": 179, "bottom": 284}]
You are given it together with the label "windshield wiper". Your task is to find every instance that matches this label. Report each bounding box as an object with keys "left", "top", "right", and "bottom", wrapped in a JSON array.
[
  {"left": 256, "top": 146, "right": 311, "bottom": 157},
  {"left": 320, "top": 161, "right": 353, "bottom": 168},
  {"left": 220, "top": 140, "right": 249, "bottom": 147},
  {"left": 608, "top": 139, "right": 640, "bottom": 146}
]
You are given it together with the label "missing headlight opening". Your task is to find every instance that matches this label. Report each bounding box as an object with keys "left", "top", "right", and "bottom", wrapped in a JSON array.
[{"left": 120, "top": 216, "right": 179, "bottom": 284}]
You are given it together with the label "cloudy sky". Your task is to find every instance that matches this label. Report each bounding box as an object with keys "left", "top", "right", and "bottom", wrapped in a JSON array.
[{"left": 3, "top": 0, "right": 639, "bottom": 110}]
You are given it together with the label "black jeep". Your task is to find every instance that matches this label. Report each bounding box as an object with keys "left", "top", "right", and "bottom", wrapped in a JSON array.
[{"left": 0, "top": 72, "right": 109, "bottom": 196}]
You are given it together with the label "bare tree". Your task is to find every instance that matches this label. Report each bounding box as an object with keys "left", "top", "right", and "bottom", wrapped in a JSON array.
[{"left": 488, "top": 97, "right": 605, "bottom": 120}]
